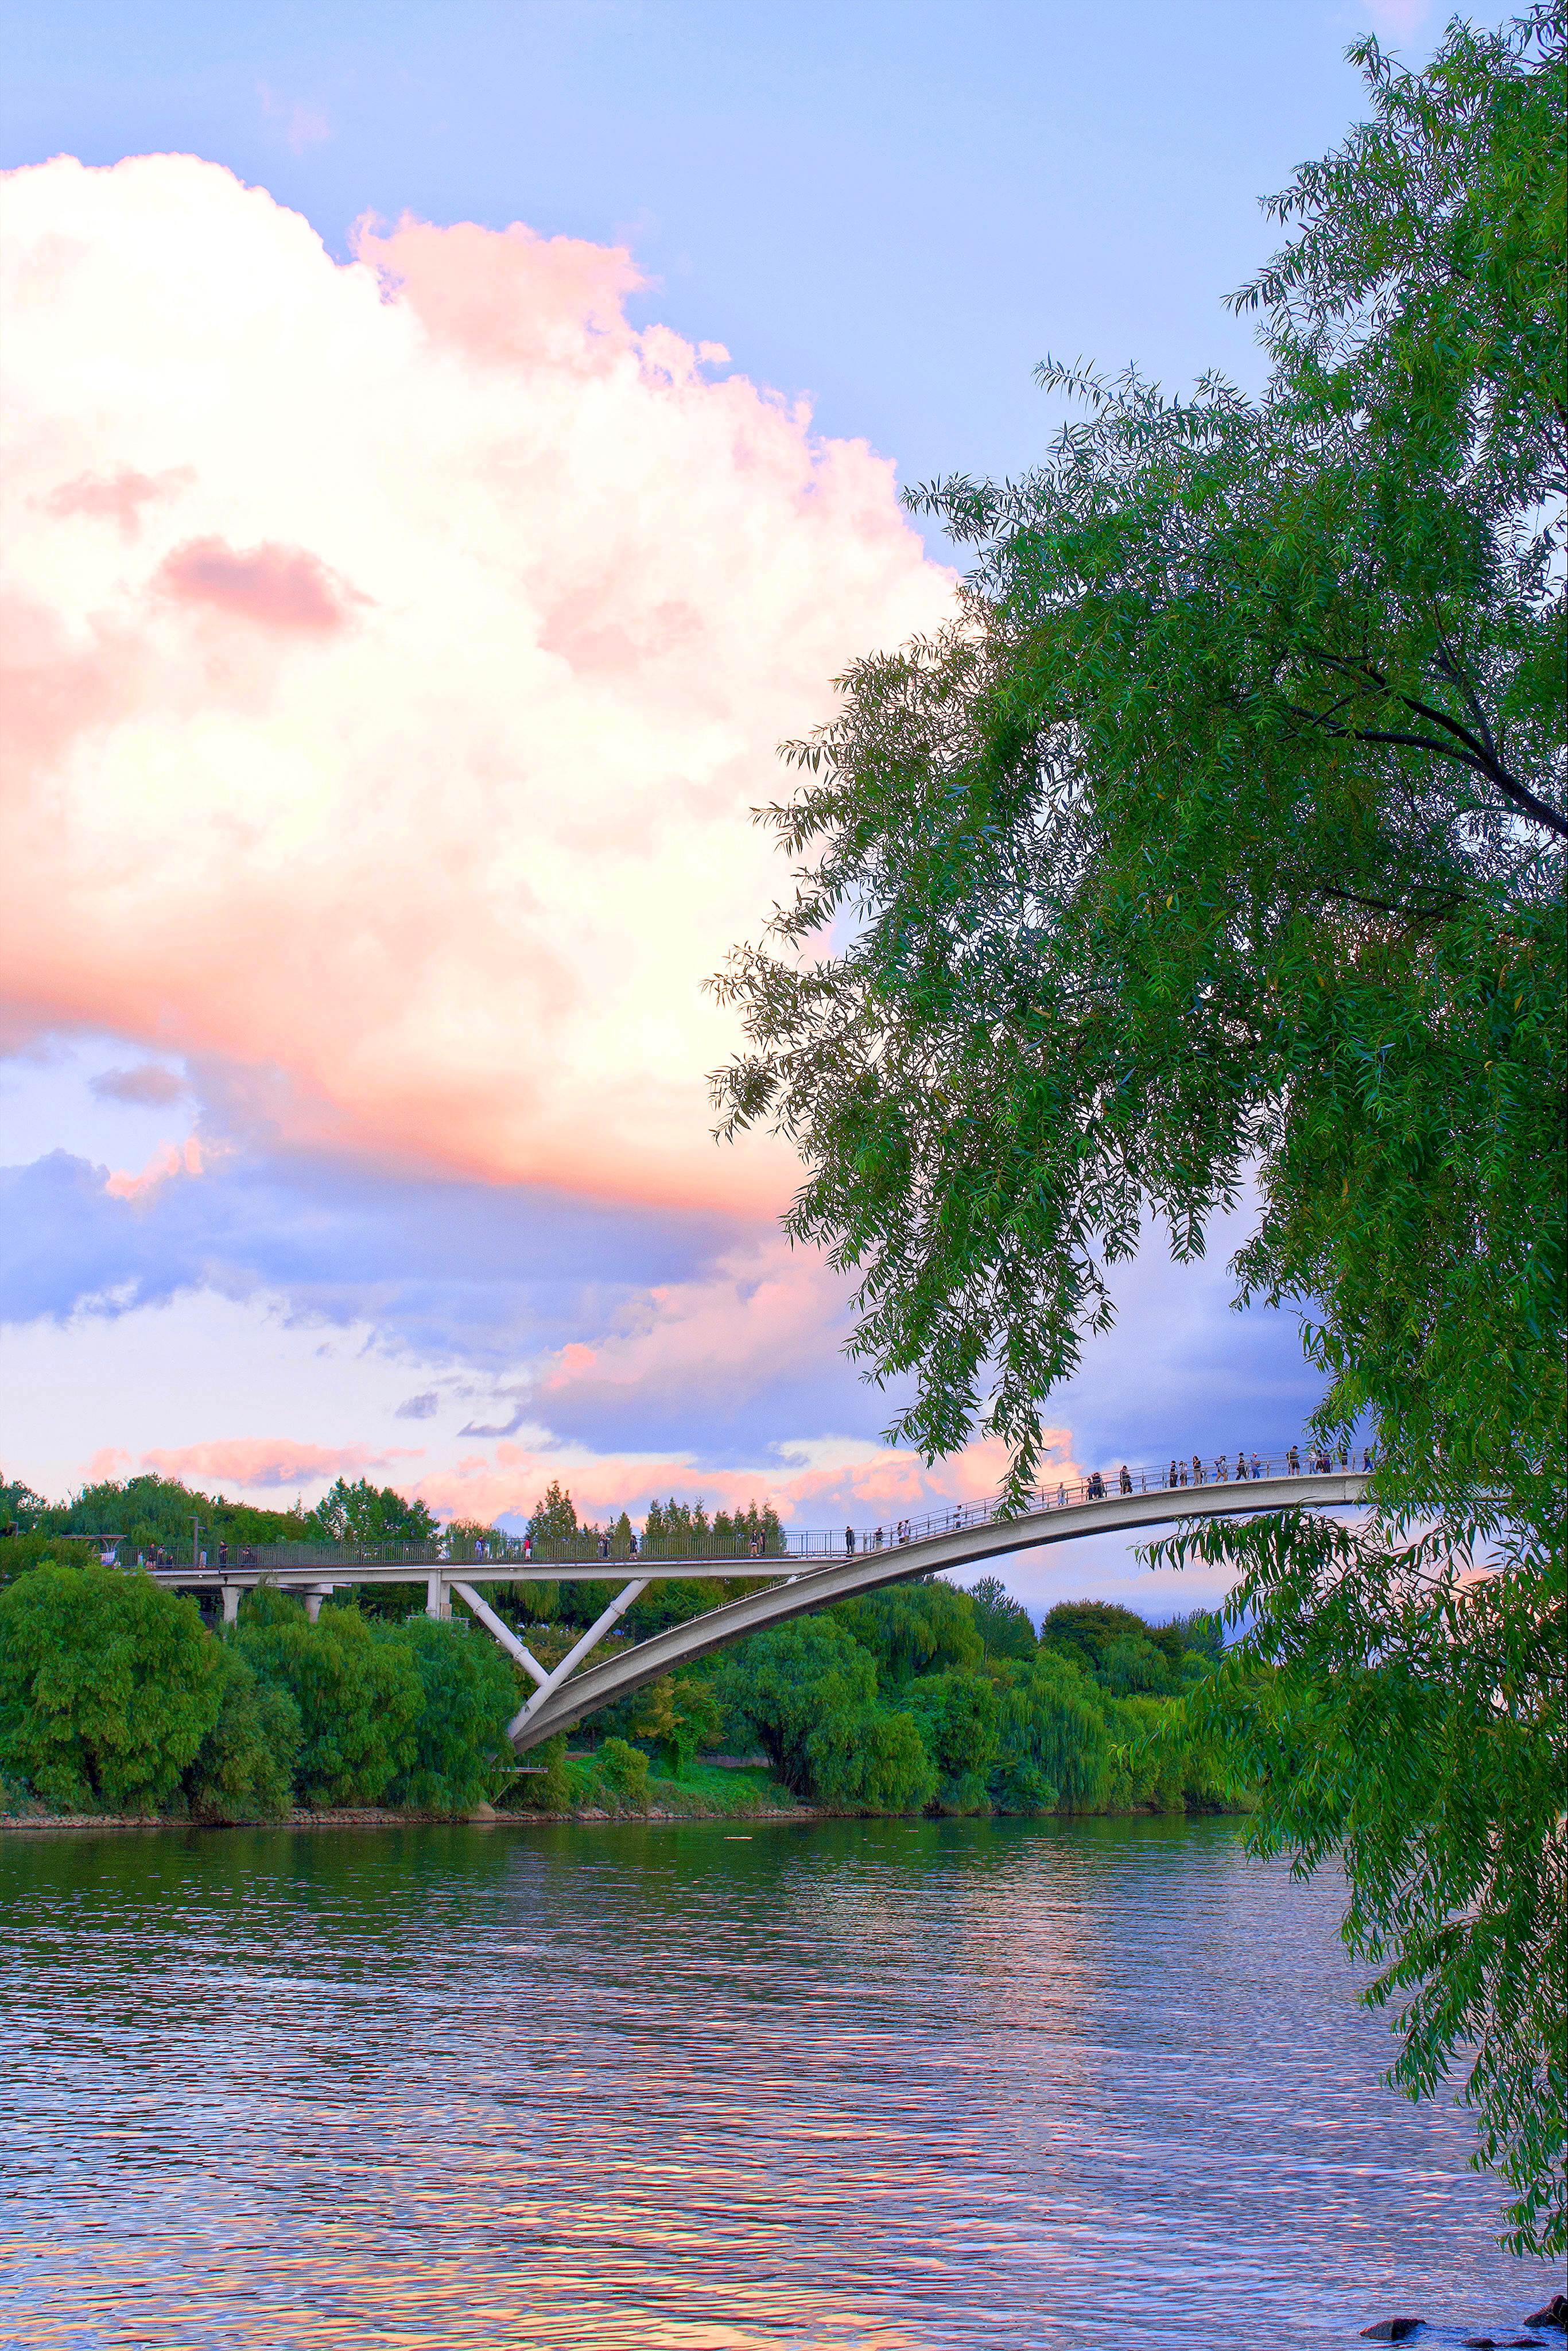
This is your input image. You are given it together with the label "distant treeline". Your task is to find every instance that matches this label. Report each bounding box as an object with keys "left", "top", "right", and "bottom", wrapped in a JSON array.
[{"left": 0, "top": 1471, "right": 785, "bottom": 1565}]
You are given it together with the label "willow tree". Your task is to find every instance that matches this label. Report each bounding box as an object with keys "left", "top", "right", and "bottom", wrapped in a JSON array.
[{"left": 713, "top": 10, "right": 1565, "bottom": 2251}]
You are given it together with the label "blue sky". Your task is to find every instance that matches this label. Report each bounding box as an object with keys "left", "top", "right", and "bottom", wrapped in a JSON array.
[{"left": 0, "top": 0, "right": 1478, "bottom": 1609}]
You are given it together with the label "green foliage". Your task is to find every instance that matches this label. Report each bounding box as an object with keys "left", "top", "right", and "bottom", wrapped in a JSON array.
[
  {"left": 1041, "top": 1601, "right": 1155, "bottom": 1674},
  {"left": 1096, "top": 1636, "right": 1174, "bottom": 1697},
  {"left": 1166, "top": 1609, "right": 1225, "bottom": 1663},
  {"left": 309, "top": 1477, "right": 438, "bottom": 1547},
  {"left": 803, "top": 1702, "right": 936, "bottom": 1813},
  {"left": 831, "top": 1578, "right": 984, "bottom": 1683},
  {"left": 0, "top": 1563, "right": 222, "bottom": 1813},
  {"left": 383, "top": 1617, "right": 518, "bottom": 1814},
  {"left": 0, "top": 1480, "right": 49, "bottom": 1534},
  {"left": 528, "top": 1480, "right": 581, "bottom": 1553},
  {"left": 715, "top": 1616, "right": 882, "bottom": 1798},
  {"left": 593, "top": 1736, "right": 651, "bottom": 1811},
  {"left": 965, "top": 1573, "right": 1038, "bottom": 1661},
  {"left": 992, "top": 1650, "right": 1113, "bottom": 1813},
  {"left": 0, "top": 1534, "right": 100, "bottom": 1588},
  {"left": 714, "top": 17, "right": 1564, "bottom": 2245},
  {"left": 643, "top": 1496, "right": 785, "bottom": 1559},
  {"left": 626, "top": 1673, "right": 725, "bottom": 1779},
  {"left": 15, "top": 1472, "right": 316, "bottom": 1558},
  {"left": 235, "top": 1599, "right": 422, "bottom": 1808},
  {"left": 714, "top": 13, "right": 1565, "bottom": 1527},
  {"left": 182, "top": 1647, "right": 300, "bottom": 1824},
  {"left": 905, "top": 1668, "right": 999, "bottom": 1811},
  {"left": 501, "top": 1731, "right": 570, "bottom": 1811}
]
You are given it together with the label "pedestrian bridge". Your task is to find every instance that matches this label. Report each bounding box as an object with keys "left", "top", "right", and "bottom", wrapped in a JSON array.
[{"left": 148, "top": 1457, "right": 1370, "bottom": 1752}]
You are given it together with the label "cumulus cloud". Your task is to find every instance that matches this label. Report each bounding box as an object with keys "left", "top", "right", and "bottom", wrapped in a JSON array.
[{"left": 0, "top": 154, "right": 952, "bottom": 1217}]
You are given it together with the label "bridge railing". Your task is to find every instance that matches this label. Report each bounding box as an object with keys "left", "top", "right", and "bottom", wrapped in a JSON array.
[{"left": 122, "top": 1446, "right": 1369, "bottom": 1576}]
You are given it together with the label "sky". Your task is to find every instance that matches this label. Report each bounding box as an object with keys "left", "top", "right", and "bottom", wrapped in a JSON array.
[{"left": 0, "top": 0, "right": 1485, "bottom": 1615}]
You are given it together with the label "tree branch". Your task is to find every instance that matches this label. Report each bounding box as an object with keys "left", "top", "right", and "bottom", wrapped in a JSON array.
[{"left": 1296, "top": 650, "right": 1568, "bottom": 840}]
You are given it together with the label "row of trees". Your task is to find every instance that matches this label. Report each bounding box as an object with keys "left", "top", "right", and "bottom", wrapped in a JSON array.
[
  {"left": 0, "top": 1472, "right": 438, "bottom": 1558},
  {"left": 587, "top": 1582, "right": 1230, "bottom": 1813},
  {"left": 521, "top": 1479, "right": 786, "bottom": 1560},
  {"left": 0, "top": 1535, "right": 1226, "bottom": 1828},
  {"left": 0, "top": 1562, "right": 517, "bottom": 1819},
  {"left": 1, "top": 1471, "right": 784, "bottom": 1569}
]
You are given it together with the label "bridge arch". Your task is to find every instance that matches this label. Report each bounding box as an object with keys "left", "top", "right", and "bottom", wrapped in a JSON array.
[{"left": 503, "top": 1469, "right": 1369, "bottom": 1749}]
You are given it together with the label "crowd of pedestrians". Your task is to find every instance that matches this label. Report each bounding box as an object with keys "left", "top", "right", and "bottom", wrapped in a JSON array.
[{"left": 836, "top": 1442, "right": 1377, "bottom": 1555}]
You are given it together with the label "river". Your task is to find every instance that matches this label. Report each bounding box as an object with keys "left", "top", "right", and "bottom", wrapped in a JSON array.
[{"left": 0, "top": 1815, "right": 1554, "bottom": 2348}]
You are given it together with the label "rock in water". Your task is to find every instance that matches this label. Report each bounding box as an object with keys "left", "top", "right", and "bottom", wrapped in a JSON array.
[
  {"left": 1524, "top": 2302, "right": 1568, "bottom": 2333},
  {"left": 1361, "top": 2326, "right": 1422, "bottom": 2344}
]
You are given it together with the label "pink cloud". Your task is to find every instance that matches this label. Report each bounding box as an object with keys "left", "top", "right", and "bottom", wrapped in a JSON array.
[
  {"left": 41, "top": 463, "right": 194, "bottom": 536},
  {"left": 0, "top": 153, "right": 953, "bottom": 1216},
  {"left": 259, "top": 87, "right": 332, "bottom": 156},
  {"left": 105, "top": 1134, "right": 206, "bottom": 1200},
  {"left": 140, "top": 1438, "right": 423, "bottom": 1490},
  {"left": 529, "top": 1236, "right": 852, "bottom": 1415},
  {"left": 410, "top": 1426, "right": 1078, "bottom": 1538},
  {"left": 354, "top": 212, "right": 643, "bottom": 372},
  {"left": 157, "top": 536, "right": 358, "bottom": 630}
]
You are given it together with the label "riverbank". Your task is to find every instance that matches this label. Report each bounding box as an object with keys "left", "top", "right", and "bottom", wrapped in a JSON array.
[
  {"left": 0, "top": 1755, "right": 814, "bottom": 1829},
  {"left": 0, "top": 1803, "right": 821, "bottom": 1830}
]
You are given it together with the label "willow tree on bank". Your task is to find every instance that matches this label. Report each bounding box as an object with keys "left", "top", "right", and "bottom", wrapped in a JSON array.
[{"left": 713, "top": 11, "right": 1565, "bottom": 2252}]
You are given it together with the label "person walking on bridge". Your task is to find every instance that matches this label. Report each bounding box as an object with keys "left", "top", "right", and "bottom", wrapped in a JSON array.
[
  {"left": 845, "top": 1524, "right": 856, "bottom": 1555},
  {"left": 1119, "top": 1465, "right": 1132, "bottom": 1495},
  {"left": 1192, "top": 1455, "right": 1205, "bottom": 1486}
]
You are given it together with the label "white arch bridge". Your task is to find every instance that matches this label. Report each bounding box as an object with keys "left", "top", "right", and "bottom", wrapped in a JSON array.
[{"left": 149, "top": 1458, "right": 1370, "bottom": 1752}]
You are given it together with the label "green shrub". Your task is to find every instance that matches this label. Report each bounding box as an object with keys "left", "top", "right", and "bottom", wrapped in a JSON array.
[
  {"left": 0, "top": 1534, "right": 101, "bottom": 1589},
  {"left": 0, "top": 1562, "right": 223, "bottom": 1813},
  {"left": 595, "top": 1737, "right": 651, "bottom": 1811},
  {"left": 183, "top": 1647, "right": 300, "bottom": 1823},
  {"left": 383, "top": 1616, "right": 518, "bottom": 1813},
  {"left": 236, "top": 1601, "right": 421, "bottom": 1807},
  {"left": 906, "top": 1669, "right": 1000, "bottom": 1812},
  {"left": 991, "top": 1650, "right": 1112, "bottom": 1813},
  {"left": 502, "top": 1732, "right": 570, "bottom": 1811},
  {"left": 805, "top": 1702, "right": 936, "bottom": 1813}
]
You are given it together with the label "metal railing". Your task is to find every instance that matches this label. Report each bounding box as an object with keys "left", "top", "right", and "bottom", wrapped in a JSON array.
[{"left": 106, "top": 1444, "right": 1370, "bottom": 1576}]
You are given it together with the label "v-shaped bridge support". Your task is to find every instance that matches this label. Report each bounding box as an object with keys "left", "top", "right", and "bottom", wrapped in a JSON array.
[{"left": 442, "top": 1575, "right": 651, "bottom": 1745}]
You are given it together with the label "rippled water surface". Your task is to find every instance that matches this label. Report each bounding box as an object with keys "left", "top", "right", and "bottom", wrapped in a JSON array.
[{"left": 0, "top": 1815, "right": 1553, "bottom": 2349}]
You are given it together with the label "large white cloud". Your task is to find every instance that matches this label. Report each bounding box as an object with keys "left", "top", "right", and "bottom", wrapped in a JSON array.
[{"left": 0, "top": 155, "right": 952, "bottom": 1212}]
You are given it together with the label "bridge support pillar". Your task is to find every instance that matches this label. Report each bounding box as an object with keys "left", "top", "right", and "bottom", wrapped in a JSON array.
[
  {"left": 426, "top": 1574, "right": 451, "bottom": 1621},
  {"left": 221, "top": 1584, "right": 240, "bottom": 1625},
  {"left": 304, "top": 1584, "right": 333, "bottom": 1622},
  {"left": 506, "top": 1577, "right": 650, "bottom": 1747}
]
